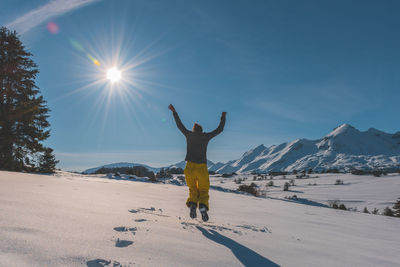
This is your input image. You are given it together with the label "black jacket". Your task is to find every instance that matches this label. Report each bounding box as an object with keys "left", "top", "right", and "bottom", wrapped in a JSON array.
[{"left": 173, "top": 111, "right": 225, "bottom": 164}]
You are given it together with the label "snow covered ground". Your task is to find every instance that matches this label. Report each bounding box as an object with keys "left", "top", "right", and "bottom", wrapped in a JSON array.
[
  {"left": 1, "top": 171, "right": 400, "bottom": 267},
  {"left": 210, "top": 173, "right": 400, "bottom": 212}
]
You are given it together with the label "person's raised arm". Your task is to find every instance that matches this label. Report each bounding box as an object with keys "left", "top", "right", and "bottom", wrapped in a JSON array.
[
  {"left": 169, "top": 104, "right": 190, "bottom": 136},
  {"left": 206, "top": 112, "right": 226, "bottom": 139}
]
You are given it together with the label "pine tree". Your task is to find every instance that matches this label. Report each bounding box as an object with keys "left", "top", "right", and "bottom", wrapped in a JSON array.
[
  {"left": 0, "top": 27, "right": 53, "bottom": 172},
  {"left": 38, "top": 148, "right": 59, "bottom": 173},
  {"left": 383, "top": 206, "right": 394, "bottom": 217},
  {"left": 392, "top": 198, "right": 400, "bottom": 217}
]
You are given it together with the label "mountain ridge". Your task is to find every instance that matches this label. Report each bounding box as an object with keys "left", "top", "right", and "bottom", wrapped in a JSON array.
[
  {"left": 82, "top": 124, "right": 400, "bottom": 174},
  {"left": 210, "top": 124, "right": 400, "bottom": 173}
]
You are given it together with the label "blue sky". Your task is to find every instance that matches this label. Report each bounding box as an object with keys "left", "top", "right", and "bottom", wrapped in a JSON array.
[{"left": 2, "top": 0, "right": 400, "bottom": 171}]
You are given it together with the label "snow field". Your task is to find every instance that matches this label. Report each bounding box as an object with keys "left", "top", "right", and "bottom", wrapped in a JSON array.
[{"left": 0, "top": 171, "right": 400, "bottom": 266}]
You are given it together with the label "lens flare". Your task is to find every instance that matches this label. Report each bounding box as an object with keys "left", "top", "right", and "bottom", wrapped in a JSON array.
[
  {"left": 47, "top": 22, "right": 59, "bottom": 34},
  {"left": 106, "top": 67, "right": 122, "bottom": 83},
  {"left": 69, "top": 38, "right": 84, "bottom": 52},
  {"left": 87, "top": 54, "right": 101, "bottom": 66},
  {"left": 93, "top": 59, "right": 101, "bottom": 66}
]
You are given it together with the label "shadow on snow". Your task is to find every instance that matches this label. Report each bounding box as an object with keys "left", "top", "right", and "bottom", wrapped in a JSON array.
[
  {"left": 268, "top": 196, "right": 329, "bottom": 208},
  {"left": 196, "top": 226, "right": 280, "bottom": 267}
]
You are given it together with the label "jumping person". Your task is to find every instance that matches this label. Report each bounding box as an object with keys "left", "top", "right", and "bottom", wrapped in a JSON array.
[{"left": 168, "top": 104, "right": 226, "bottom": 221}]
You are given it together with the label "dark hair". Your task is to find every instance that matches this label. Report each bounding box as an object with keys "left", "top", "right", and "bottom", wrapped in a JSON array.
[{"left": 192, "top": 123, "right": 203, "bottom": 133}]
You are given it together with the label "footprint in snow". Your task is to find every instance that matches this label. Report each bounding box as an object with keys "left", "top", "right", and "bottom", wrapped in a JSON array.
[
  {"left": 235, "top": 224, "right": 271, "bottom": 233},
  {"left": 113, "top": 226, "right": 137, "bottom": 235},
  {"left": 86, "top": 259, "right": 121, "bottom": 266},
  {"left": 128, "top": 207, "right": 169, "bottom": 217},
  {"left": 115, "top": 238, "right": 133, "bottom": 248}
]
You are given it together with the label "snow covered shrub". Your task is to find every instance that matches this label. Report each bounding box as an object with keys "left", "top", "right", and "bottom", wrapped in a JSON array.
[
  {"left": 283, "top": 182, "right": 290, "bottom": 191},
  {"left": 267, "top": 181, "right": 274, "bottom": 186},
  {"left": 372, "top": 169, "right": 387, "bottom": 177},
  {"left": 237, "top": 183, "right": 259, "bottom": 196},
  {"left": 363, "top": 207, "right": 370, "bottom": 213},
  {"left": 383, "top": 207, "right": 394, "bottom": 217},
  {"left": 392, "top": 198, "right": 400, "bottom": 217},
  {"left": 289, "top": 179, "right": 295, "bottom": 186},
  {"left": 234, "top": 178, "right": 243, "bottom": 184},
  {"left": 328, "top": 200, "right": 339, "bottom": 209},
  {"left": 372, "top": 208, "right": 379, "bottom": 215},
  {"left": 329, "top": 200, "right": 346, "bottom": 210},
  {"left": 335, "top": 179, "right": 344, "bottom": 185}
]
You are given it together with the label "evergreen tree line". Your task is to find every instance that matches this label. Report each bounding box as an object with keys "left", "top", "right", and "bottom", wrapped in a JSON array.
[
  {"left": 0, "top": 27, "right": 57, "bottom": 173},
  {"left": 94, "top": 166, "right": 155, "bottom": 179}
]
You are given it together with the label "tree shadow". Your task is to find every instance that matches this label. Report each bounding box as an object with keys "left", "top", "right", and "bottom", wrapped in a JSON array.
[{"left": 196, "top": 226, "right": 280, "bottom": 267}]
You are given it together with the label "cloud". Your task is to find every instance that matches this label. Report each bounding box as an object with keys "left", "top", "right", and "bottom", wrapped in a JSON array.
[{"left": 6, "top": 0, "right": 98, "bottom": 35}]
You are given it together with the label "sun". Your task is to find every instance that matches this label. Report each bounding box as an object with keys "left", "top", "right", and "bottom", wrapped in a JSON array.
[{"left": 106, "top": 67, "right": 122, "bottom": 83}]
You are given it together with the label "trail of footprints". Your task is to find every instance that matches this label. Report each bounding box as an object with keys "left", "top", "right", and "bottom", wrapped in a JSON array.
[
  {"left": 87, "top": 206, "right": 271, "bottom": 266},
  {"left": 112, "top": 207, "right": 166, "bottom": 249},
  {"left": 86, "top": 207, "right": 162, "bottom": 266}
]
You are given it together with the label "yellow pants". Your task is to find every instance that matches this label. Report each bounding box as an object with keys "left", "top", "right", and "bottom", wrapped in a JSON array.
[{"left": 184, "top": 161, "right": 210, "bottom": 210}]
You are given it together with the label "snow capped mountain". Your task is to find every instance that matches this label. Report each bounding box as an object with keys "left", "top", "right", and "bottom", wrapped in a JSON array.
[
  {"left": 210, "top": 124, "right": 400, "bottom": 173},
  {"left": 83, "top": 124, "right": 400, "bottom": 174}
]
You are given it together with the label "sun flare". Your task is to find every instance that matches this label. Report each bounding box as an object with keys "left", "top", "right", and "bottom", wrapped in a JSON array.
[{"left": 106, "top": 67, "right": 122, "bottom": 83}]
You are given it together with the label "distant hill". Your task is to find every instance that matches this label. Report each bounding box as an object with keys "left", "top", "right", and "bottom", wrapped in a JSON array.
[
  {"left": 82, "top": 160, "right": 215, "bottom": 174},
  {"left": 209, "top": 124, "right": 400, "bottom": 173},
  {"left": 82, "top": 162, "right": 161, "bottom": 174}
]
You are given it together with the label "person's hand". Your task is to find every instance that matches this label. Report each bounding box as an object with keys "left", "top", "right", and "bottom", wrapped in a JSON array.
[
  {"left": 168, "top": 104, "right": 176, "bottom": 112},
  {"left": 222, "top": 112, "right": 227, "bottom": 117}
]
